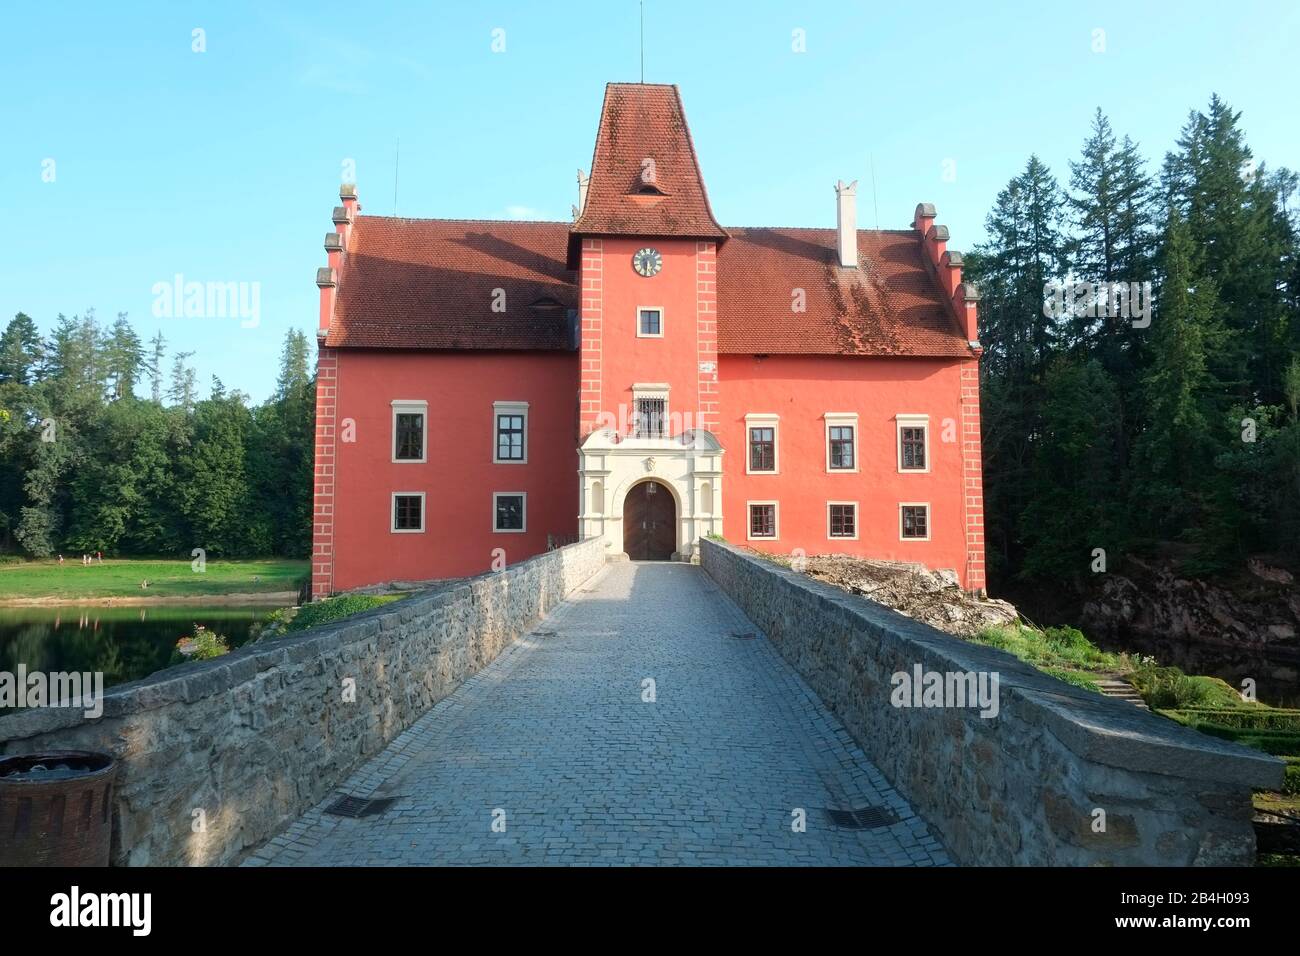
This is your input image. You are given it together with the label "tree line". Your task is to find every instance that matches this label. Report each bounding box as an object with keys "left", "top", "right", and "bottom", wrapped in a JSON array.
[
  {"left": 967, "top": 95, "right": 1300, "bottom": 591},
  {"left": 0, "top": 313, "right": 314, "bottom": 559}
]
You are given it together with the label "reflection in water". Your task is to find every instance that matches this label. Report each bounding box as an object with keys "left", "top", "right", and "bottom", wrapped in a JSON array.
[{"left": 0, "top": 604, "right": 277, "bottom": 709}]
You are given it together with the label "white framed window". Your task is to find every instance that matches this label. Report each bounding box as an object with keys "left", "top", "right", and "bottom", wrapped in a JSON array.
[
  {"left": 824, "top": 412, "right": 859, "bottom": 473},
  {"left": 391, "top": 400, "right": 427, "bottom": 463},
  {"left": 827, "top": 501, "right": 859, "bottom": 540},
  {"left": 896, "top": 414, "right": 930, "bottom": 473},
  {"left": 632, "top": 383, "right": 670, "bottom": 439},
  {"left": 900, "top": 502, "right": 931, "bottom": 541},
  {"left": 493, "top": 492, "right": 527, "bottom": 533},
  {"left": 493, "top": 401, "right": 529, "bottom": 464},
  {"left": 637, "top": 306, "right": 664, "bottom": 338},
  {"left": 745, "top": 413, "right": 779, "bottom": 474},
  {"left": 747, "top": 501, "right": 779, "bottom": 540},
  {"left": 391, "top": 492, "right": 425, "bottom": 533}
]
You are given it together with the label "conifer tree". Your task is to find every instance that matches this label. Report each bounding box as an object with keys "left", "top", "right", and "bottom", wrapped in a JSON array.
[
  {"left": 167, "top": 350, "right": 198, "bottom": 412},
  {"left": 1130, "top": 209, "right": 1226, "bottom": 534},
  {"left": 147, "top": 331, "right": 166, "bottom": 403},
  {"left": 0, "top": 313, "right": 42, "bottom": 386},
  {"left": 105, "top": 313, "right": 143, "bottom": 400}
]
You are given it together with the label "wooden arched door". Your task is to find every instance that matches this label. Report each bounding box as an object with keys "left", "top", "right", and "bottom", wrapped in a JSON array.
[{"left": 622, "top": 480, "right": 676, "bottom": 560}]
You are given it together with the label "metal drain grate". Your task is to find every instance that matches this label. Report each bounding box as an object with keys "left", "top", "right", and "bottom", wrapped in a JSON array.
[
  {"left": 324, "top": 795, "right": 397, "bottom": 819},
  {"left": 824, "top": 806, "right": 900, "bottom": 830},
  {"left": 730, "top": 631, "right": 757, "bottom": 640}
]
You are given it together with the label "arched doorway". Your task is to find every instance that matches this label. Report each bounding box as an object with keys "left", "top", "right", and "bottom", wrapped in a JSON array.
[
  {"left": 579, "top": 427, "right": 724, "bottom": 561},
  {"left": 622, "top": 479, "right": 676, "bottom": 560}
]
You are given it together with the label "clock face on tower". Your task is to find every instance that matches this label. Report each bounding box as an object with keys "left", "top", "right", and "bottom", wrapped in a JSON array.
[{"left": 632, "top": 247, "right": 663, "bottom": 277}]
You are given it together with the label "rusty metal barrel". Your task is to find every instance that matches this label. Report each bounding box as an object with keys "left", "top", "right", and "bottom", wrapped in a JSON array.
[{"left": 0, "top": 751, "right": 117, "bottom": 866}]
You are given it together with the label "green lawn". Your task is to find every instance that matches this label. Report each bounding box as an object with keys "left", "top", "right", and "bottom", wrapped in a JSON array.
[{"left": 0, "top": 557, "right": 309, "bottom": 600}]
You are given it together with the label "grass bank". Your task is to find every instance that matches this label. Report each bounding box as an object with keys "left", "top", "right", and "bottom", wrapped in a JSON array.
[
  {"left": 0, "top": 557, "right": 309, "bottom": 603},
  {"left": 969, "top": 623, "right": 1122, "bottom": 692}
]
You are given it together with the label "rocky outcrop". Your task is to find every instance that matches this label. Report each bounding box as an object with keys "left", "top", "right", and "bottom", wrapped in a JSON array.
[{"left": 1082, "top": 556, "right": 1300, "bottom": 651}]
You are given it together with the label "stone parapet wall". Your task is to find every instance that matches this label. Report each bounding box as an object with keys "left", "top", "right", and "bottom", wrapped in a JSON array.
[
  {"left": 0, "top": 538, "right": 606, "bottom": 866},
  {"left": 700, "top": 538, "right": 1283, "bottom": 866}
]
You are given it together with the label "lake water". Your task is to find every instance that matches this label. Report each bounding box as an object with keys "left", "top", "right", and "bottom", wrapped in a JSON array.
[{"left": 0, "top": 604, "right": 281, "bottom": 708}]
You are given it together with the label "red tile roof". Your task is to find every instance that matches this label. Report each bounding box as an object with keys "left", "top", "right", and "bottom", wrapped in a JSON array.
[
  {"left": 324, "top": 83, "right": 968, "bottom": 357},
  {"left": 716, "top": 228, "right": 970, "bottom": 357},
  {"left": 327, "top": 218, "right": 970, "bottom": 357},
  {"left": 325, "top": 217, "right": 575, "bottom": 351},
  {"left": 571, "top": 83, "right": 727, "bottom": 244}
]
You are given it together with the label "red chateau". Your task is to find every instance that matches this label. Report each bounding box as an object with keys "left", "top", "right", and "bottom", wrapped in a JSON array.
[{"left": 311, "top": 83, "right": 985, "bottom": 600}]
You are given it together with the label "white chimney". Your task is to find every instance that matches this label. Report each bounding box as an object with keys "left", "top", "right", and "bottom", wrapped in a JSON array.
[
  {"left": 835, "top": 180, "right": 858, "bottom": 268},
  {"left": 577, "top": 169, "right": 591, "bottom": 216}
]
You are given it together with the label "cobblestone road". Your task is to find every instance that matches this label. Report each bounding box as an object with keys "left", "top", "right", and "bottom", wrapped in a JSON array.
[{"left": 246, "top": 562, "right": 949, "bottom": 866}]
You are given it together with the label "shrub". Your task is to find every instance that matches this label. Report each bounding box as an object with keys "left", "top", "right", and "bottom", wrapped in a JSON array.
[
  {"left": 173, "top": 625, "right": 230, "bottom": 662},
  {"left": 1129, "top": 663, "right": 1243, "bottom": 709},
  {"left": 1284, "top": 759, "right": 1300, "bottom": 795},
  {"left": 1043, "top": 626, "right": 1091, "bottom": 652}
]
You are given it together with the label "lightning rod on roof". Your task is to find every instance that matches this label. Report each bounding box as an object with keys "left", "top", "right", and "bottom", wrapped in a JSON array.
[
  {"left": 640, "top": 0, "right": 645, "bottom": 83},
  {"left": 394, "top": 136, "right": 400, "bottom": 216}
]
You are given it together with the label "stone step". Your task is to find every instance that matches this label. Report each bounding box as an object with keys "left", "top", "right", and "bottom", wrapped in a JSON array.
[{"left": 1095, "top": 677, "right": 1149, "bottom": 710}]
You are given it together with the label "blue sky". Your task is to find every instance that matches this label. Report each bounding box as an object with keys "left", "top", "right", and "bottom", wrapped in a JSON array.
[{"left": 3, "top": 1, "right": 1296, "bottom": 402}]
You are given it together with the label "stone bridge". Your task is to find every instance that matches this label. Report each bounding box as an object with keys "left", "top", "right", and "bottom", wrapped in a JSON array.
[
  {"left": 0, "top": 538, "right": 1282, "bottom": 866},
  {"left": 247, "top": 560, "right": 947, "bottom": 866}
]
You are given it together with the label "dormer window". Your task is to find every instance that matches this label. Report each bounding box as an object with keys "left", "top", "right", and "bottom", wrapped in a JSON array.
[{"left": 528, "top": 297, "right": 565, "bottom": 314}]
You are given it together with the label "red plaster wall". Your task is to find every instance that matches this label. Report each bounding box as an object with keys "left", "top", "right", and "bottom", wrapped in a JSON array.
[
  {"left": 583, "top": 237, "right": 704, "bottom": 433},
  {"left": 323, "top": 349, "right": 579, "bottom": 592},
  {"left": 718, "top": 354, "right": 981, "bottom": 588}
]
